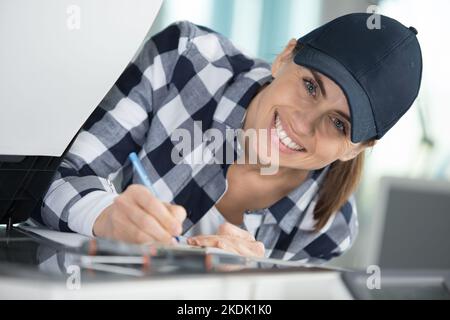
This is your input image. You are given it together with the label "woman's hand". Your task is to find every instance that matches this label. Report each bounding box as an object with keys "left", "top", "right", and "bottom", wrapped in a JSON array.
[
  {"left": 93, "top": 184, "right": 186, "bottom": 244},
  {"left": 187, "top": 222, "right": 265, "bottom": 258}
]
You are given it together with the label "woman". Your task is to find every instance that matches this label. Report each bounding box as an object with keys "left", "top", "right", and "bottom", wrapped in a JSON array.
[{"left": 35, "top": 13, "right": 422, "bottom": 264}]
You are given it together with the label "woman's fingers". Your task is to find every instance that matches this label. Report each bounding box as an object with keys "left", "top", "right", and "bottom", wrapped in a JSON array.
[
  {"left": 113, "top": 194, "right": 173, "bottom": 243},
  {"left": 189, "top": 236, "right": 240, "bottom": 255},
  {"left": 126, "top": 185, "right": 182, "bottom": 236},
  {"left": 217, "top": 222, "right": 256, "bottom": 241},
  {"left": 110, "top": 208, "right": 155, "bottom": 244},
  {"left": 188, "top": 235, "right": 265, "bottom": 258},
  {"left": 128, "top": 208, "right": 173, "bottom": 244},
  {"left": 163, "top": 202, "right": 187, "bottom": 225},
  {"left": 249, "top": 240, "right": 265, "bottom": 257},
  {"left": 94, "top": 184, "right": 189, "bottom": 244}
]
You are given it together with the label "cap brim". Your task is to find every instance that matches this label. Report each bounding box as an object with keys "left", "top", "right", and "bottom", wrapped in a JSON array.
[{"left": 294, "top": 45, "right": 376, "bottom": 143}]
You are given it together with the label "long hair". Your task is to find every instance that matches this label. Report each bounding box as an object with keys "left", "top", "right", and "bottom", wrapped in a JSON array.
[
  {"left": 290, "top": 43, "right": 375, "bottom": 231},
  {"left": 314, "top": 154, "right": 365, "bottom": 230}
]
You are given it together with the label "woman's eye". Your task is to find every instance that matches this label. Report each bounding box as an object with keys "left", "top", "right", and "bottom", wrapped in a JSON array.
[
  {"left": 303, "top": 79, "right": 317, "bottom": 97},
  {"left": 331, "top": 117, "right": 346, "bottom": 134}
]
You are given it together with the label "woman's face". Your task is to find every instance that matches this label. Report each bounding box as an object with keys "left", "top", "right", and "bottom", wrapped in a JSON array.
[{"left": 245, "top": 39, "right": 367, "bottom": 171}]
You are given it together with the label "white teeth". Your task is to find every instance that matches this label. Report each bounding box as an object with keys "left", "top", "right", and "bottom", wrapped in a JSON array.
[{"left": 275, "top": 113, "right": 304, "bottom": 151}]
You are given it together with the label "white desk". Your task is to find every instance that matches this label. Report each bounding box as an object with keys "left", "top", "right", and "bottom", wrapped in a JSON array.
[
  {"left": 0, "top": 226, "right": 353, "bottom": 299},
  {"left": 0, "top": 270, "right": 352, "bottom": 299}
]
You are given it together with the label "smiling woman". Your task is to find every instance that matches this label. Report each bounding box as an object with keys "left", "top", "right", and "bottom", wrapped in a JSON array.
[
  {"left": 219, "top": 58, "right": 374, "bottom": 232},
  {"left": 36, "top": 13, "right": 422, "bottom": 265}
]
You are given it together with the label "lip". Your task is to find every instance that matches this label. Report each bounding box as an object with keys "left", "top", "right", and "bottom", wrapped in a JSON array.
[{"left": 271, "top": 110, "right": 307, "bottom": 154}]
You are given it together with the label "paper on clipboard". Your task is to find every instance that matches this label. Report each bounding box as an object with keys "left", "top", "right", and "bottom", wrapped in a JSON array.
[
  {"left": 18, "top": 225, "right": 317, "bottom": 269},
  {"left": 18, "top": 224, "right": 232, "bottom": 255},
  {"left": 18, "top": 225, "right": 90, "bottom": 248}
]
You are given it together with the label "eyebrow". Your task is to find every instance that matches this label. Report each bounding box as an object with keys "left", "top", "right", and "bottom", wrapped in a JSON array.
[{"left": 310, "top": 69, "right": 327, "bottom": 99}]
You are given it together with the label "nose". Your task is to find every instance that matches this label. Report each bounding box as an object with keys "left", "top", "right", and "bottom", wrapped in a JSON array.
[{"left": 291, "top": 110, "right": 316, "bottom": 137}]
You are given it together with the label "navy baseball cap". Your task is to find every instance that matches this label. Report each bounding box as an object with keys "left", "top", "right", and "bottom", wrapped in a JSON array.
[{"left": 294, "top": 13, "right": 423, "bottom": 143}]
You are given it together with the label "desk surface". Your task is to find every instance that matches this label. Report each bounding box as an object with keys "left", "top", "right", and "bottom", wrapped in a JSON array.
[
  {"left": 3, "top": 227, "right": 449, "bottom": 299},
  {"left": 0, "top": 227, "right": 352, "bottom": 299}
]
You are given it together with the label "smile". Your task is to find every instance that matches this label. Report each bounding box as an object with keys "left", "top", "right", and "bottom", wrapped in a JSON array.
[{"left": 274, "top": 111, "right": 306, "bottom": 152}]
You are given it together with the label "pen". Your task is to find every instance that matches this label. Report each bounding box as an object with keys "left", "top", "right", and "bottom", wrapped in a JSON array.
[
  {"left": 128, "top": 152, "right": 185, "bottom": 244},
  {"left": 174, "top": 235, "right": 188, "bottom": 244},
  {"left": 128, "top": 152, "right": 159, "bottom": 196}
]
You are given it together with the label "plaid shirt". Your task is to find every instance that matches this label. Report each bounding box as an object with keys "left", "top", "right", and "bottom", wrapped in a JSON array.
[{"left": 34, "top": 21, "right": 358, "bottom": 264}]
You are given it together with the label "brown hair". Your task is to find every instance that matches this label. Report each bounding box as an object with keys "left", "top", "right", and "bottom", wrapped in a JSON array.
[
  {"left": 290, "top": 43, "right": 375, "bottom": 231},
  {"left": 313, "top": 151, "right": 369, "bottom": 230}
]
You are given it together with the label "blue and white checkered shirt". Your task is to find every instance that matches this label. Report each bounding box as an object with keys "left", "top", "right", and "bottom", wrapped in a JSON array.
[{"left": 33, "top": 21, "right": 358, "bottom": 264}]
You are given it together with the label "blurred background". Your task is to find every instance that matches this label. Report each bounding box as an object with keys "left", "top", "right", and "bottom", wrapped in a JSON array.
[{"left": 148, "top": 0, "right": 450, "bottom": 270}]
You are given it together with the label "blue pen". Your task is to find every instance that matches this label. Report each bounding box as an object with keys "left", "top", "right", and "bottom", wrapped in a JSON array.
[
  {"left": 128, "top": 152, "right": 187, "bottom": 244},
  {"left": 128, "top": 152, "right": 159, "bottom": 196}
]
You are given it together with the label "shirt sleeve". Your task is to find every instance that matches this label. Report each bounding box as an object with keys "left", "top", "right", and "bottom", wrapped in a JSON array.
[{"left": 34, "top": 22, "right": 192, "bottom": 236}]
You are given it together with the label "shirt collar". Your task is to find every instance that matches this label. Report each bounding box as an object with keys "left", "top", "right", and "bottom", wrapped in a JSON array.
[
  {"left": 213, "top": 68, "right": 272, "bottom": 173},
  {"left": 266, "top": 165, "right": 330, "bottom": 234}
]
